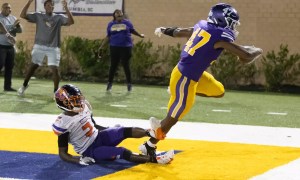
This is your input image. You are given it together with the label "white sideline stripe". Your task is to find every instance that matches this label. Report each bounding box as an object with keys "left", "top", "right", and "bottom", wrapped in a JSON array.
[
  {"left": 1, "top": 112, "right": 300, "bottom": 179},
  {"left": 212, "top": 109, "right": 231, "bottom": 112},
  {"left": 267, "top": 112, "right": 287, "bottom": 115},
  {"left": 1, "top": 112, "right": 300, "bottom": 147},
  {"left": 110, "top": 104, "right": 127, "bottom": 108},
  {"left": 250, "top": 158, "right": 300, "bottom": 180}
]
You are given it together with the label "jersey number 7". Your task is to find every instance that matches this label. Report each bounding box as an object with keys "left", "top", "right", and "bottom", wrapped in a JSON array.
[{"left": 82, "top": 122, "right": 93, "bottom": 137}]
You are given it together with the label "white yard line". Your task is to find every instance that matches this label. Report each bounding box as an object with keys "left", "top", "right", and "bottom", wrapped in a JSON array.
[
  {"left": 267, "top": 112, "right": 287, "bottom": 115},
  {"left": 1, "top": 112, "right": 300, "bottom": 179},
  {"left": 110, "top": 104, "right": 128, "bottom": 108},
  {"left": 212, "top": 109, "right": 232, "bottom": 112}
]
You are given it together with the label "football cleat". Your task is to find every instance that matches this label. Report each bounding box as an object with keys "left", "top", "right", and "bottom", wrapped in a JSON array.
[
  {"left": 139, "top": 142, "right": 157, "bottom": 157},
  {"left": 156, "top": 150, "right": 174, "bottom": 164},
  {"left": 18, "top": 84, "right": 29, "bottom": 96},
  {"left": 106, "top": 83, "right": 112, "bottom": 92},
  {"left": 150, "top": 117, "right": 166, "bottom": 140},
  {"left": 146, "top": 129, "right": 156, "bottom": 139}
]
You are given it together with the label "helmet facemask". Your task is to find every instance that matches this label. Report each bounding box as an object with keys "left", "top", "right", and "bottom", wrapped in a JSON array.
[
  {"left": 55, "top": 86, "right": 85, "bottom": 113},
  {"left": 225, "top": 17, "right": 240, "bottom": 38}
]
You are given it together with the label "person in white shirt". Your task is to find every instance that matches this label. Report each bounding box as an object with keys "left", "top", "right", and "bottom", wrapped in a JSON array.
[
  {"left": 0, "top": 3, "right": 22, "bottom": 91},
  {"left": 53, "top": 84, "right": 174, "bottom": 165}
]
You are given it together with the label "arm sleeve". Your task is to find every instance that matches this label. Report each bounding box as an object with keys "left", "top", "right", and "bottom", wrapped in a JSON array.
[
  {"left": 58, "top": 132, "right": 69, "bottom": 147},
  {"left": 59, "top": 14, "right": 69, "bottom": 26},
  {"left": 127, "top": 20, "right": 134, "bottom": 33},
  {"left": 52, "top": 118, "right": 68, "bottom": 135},
  {"left": 26, "top": 12, "right": 37, "bottom": 23}
]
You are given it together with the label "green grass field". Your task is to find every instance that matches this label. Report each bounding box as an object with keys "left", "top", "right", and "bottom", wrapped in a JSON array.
[{"left": 1, "top": 78, "right": 299, "bottom": 128}]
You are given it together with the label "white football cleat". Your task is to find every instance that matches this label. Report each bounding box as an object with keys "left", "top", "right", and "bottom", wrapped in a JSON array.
[
  {"left": 18, "top": 84, "right": 29, "bottom": 96},
  {"left": 156, "top": 150, "right": 174, "bottom": 164},
  {"left": 149, "top": 117, "right": 166, "bottom": 140},
  {"left": 139, "top": 142, "right": 157, "bottom": 156},
  {"left": 150, "top": 117, "right": 161, "bottom": 130}
]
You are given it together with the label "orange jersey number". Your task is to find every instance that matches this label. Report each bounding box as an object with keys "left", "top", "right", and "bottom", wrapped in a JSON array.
[{"left": 82, "top": 122, "right": 93, "bottom": 137}]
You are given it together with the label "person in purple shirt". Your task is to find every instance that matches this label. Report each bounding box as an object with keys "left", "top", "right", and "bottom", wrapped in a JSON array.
[
  {"left": 98, "top": 9, "right": 144, "bottom": 92},
  {"left": 139, "top": 3, "right": 263, "bottom": 157}
]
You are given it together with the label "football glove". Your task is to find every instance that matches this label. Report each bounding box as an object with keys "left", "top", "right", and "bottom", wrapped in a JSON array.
[
  {"left": 242, "top": 45, "right": 263, "bottom": 64},
  {"left": 79, "top": 156, "right": 95, "bottom": 166},
  {"left": 154, "top": 27, "right": 166, "bottom": 37}
]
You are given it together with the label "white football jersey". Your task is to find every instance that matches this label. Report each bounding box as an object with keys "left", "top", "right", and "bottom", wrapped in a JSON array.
[{"left": 52, "top": 102, "right": 98, "bottom": 154}]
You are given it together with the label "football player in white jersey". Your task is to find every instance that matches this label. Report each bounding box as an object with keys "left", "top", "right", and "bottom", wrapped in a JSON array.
[{"left": 52, "top": 84, "right": 174, "bottom": 165}]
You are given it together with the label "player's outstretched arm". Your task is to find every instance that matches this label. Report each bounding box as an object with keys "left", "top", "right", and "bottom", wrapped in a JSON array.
[
  {"left": 58, "top": 133, "right": 95, "bottom": 165},
  {"left": 214, "top": 41, "right": 263, "bottom": 64},
  {"left": 154, "top": 27, "right": 193, "bottom": 38}
]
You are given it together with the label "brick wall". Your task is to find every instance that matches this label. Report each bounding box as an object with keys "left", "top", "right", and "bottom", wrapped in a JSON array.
[{"left": 7, "top": 0, "right": 300, "bottom": 54}]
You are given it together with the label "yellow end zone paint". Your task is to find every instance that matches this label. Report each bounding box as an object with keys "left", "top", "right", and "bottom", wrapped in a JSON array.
[{"left": 1, "top": 128, "right": 300, "bottom": 179}]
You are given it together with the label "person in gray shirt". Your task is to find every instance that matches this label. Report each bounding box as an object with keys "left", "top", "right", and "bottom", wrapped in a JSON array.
[
  {"left": 0, "top": 3, "right": 22, "bottom": 91},
  {"left": 18, "top": 0, "right": 74, "bottom": 96}
]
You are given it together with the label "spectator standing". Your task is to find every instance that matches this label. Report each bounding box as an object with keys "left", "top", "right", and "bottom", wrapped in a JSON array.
[
  {"left": 98, "top": 9, "right": 144, "bottom": 92},
  {"left": 0, "top": 3, "right": 22, "bottom": 91},
  {"left": 18, "top": 0, "right": 74, "bottom": 96}
]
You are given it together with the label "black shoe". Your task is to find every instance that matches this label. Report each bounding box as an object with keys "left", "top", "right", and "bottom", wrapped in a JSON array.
[
  {"left": 4, "top": 87, "right": 17, "bottom": 92},
  {"left": 127, "top": 84, "right": 132, "bottom": 92},
  {"left": 106, "top": 83, "right": 112, "bottom": 92}
]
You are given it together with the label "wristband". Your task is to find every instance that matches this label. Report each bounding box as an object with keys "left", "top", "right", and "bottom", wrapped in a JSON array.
[
  {"left": 163, "top": 27, "right": 178, "bottom": 37},
  {"left": 5, "top": 33, "right": 11, "bottom": 37}
]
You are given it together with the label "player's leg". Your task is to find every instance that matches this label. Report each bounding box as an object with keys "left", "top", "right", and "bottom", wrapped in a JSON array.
[
  {"left": 196, "top": 71, "right": 225, "bottom": 97},
  {"left": 47, "top": 47, "right": 61, "bottom": 93},
  {"left": 140, "top": 66, "right": 197, "bottom": 154},
  {"left": 83, "top": 127, "right": 173, "bottom": 164},
  {"left": 85, "top": 145, "right": 173, "bottom": 164},
  {"left": 97, "top": 127, "right": 152, "bottom": 147},
  {"left": 154, "top": 66, "right": 197, "bottom": 140},
  {"left": 124, "top": 149, "right": 174, "bottom": 164}
]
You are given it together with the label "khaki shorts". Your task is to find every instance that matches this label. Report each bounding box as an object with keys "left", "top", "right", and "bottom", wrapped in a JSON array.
[{"left": 31, "top": 44, "right": 61, "bottom": 66}]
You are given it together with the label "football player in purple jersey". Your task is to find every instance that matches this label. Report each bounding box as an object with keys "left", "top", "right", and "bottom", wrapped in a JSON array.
[
  {"left": 53, "top": 84, "right": 174, "bottom": 165},
  {"left": 139, "top": 3, "right": 263, "bottom": 156}
]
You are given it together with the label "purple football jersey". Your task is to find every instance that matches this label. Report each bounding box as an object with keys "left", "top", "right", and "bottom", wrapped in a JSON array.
[{"left": 178, "top": 20, "right": 235, "bottom": 81}]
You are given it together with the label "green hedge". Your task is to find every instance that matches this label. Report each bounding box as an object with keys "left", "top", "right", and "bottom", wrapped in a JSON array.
[{"left": 13, "top": 37, "right": 300, "bottom": 91}]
